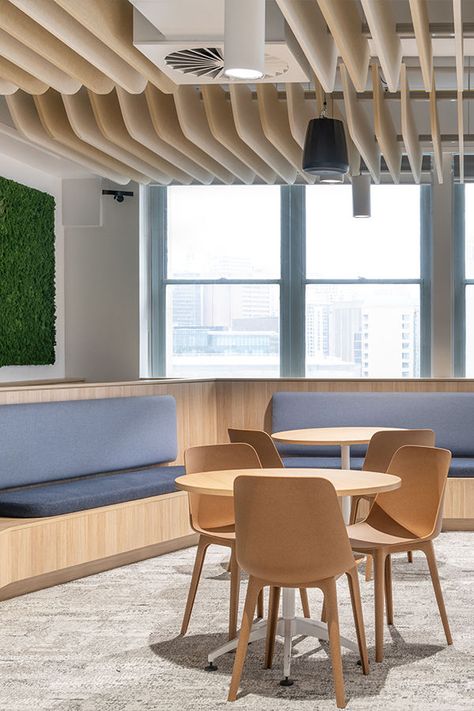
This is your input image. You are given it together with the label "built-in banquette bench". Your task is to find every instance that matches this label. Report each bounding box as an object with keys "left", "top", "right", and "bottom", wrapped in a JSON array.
[
  {"left": 272, "top": 391, "right": 474, "bottom": 528},
  {"left": 0, "top": 395, "right": 194, "bottom": 600}
]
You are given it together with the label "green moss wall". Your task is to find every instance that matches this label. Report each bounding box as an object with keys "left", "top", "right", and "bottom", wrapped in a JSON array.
[{"left": 0, "top": 176, "right": 56, "bottom": 367}]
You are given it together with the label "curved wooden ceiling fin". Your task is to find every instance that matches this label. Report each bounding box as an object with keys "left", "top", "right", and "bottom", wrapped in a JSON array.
[
  {"left": 9, "top": 0, "right": 147, "bottom": 94},
  {"left": 88, "top": 90, "right": 177, "bottom": 185},
  {"left": 144, "top": 85, "right": 217, "bottom": 185},
  {"left": 35, "top": 90, "right": 137, "bottom": 183},
  {"left": 52, "top": 0, "right": 175, "bottom": 94},
  {"left": 174, "top": 86, "right": 254, "bottom": 184},
  {"left": 0, "top": 56, "right": 48, "bottom": 94},
  {"left": 0, "top": 0, "right": 114, "bottom": 94},
  {"left": 201, "top": 85, "right": 276, "bottom": 184},
  {"left": 7, "top": 90, "right": 132, "bottom": 183},
  {"left": 0, "top": 78, "right": 18, "bottom": 94},
  {"left": 286, "top": 82, "right": 317, "bottom": 149},
  {"left": 317, "top": 0, "right": 370, "bottom": 92},
  {"left": 372, "top": 63, "right": 401, "bottom": 183},
  {"left": 453, "top": 0, "right": 464, "bottom": 183},
  {"left": 275, "top": 0, "right": 337, "bottom": 93},
  {"left": 340, "top": 64, "right": 380, "bottom": 183},
  {"left": 408, "top": 0, "right": 433, "bottom": 92},
  {"left": 0, "top": 28, "right": 80, "bottom": 94},
  {"left": 116, "top": 87, "right": 193, "bottom": 185},
  {"left": 361, "top": 0, "right": 402, "bottom": 92},
  {"left": 429, "top": 75, "right": 443, "bottom": 184},
  {"left": 117, "top": 84, "right": 212, "bottom": 185},
  {"left": 229, "top": 84, "right": 296, "bottom": 184},
  {"left": 63, "top": 89, "right": 152, "bottom": 184},
  {"left": 400, "top": 64, "right": 423, "bottom": 184},
  {"left": 257, "top": 84, "right": 313, "bottom": 184}
]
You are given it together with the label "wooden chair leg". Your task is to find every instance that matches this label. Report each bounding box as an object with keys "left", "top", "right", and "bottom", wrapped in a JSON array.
[
  {"left": 346, "top": 567, "right": 369, "bottom": 675},
  {"left": 257, "top": 589, "right": 264, "bottom": 619},
  {"left": 384, "top": 554, "right": 393, "bottom": 625},
  {"left": 407, "top": 551, "right": 413, "bottom": 563},
  {"left": 373, "top": 549, "right": 386, "bottom": 663},
  {"left": 323, "top": 578, "right": 346, "bottom": 709},
  {"left": 229, "top": 549, "right": 241, "bottom": 640},
  {"left": 181, "top": 536, "right": 210, "bottom": 635},
  {"left": 365, "top": 554, "right": 373, "bottom": 581},
  {"left": 422, "top": 541, "right": 453, "bottom": 645},
  {"left": 321, "top": 598, "right": 327, "bottom": 623},
  {"left": 265, "top": 586, "right": 281, "bottom": 669},
  {"left": 228, "top": 577, "right": 263, "bottom": 702},
  {"left": 349, "top": 496, "right": 361, "bottom": 525},
  {"left": 299, "top": 588, "right": 311, "bottom": 618}
]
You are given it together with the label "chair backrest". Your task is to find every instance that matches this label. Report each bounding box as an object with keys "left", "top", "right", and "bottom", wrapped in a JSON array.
[
  {"left": 234, "top": 476, "right": 355, "bottom": 585},
  {"left": 228, "top": 428, "right": 284, "bottom": 468},
  {"left": 363, "top": 429, "right": 435, "bottom": 473},
  {"left": 367, "top": 445, "right": 451, "bottom": 540},
  {"left": 184, "top": 443, "right": 261, "bottom": 532}
]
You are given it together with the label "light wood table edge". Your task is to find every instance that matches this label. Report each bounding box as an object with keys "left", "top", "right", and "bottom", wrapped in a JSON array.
[{"left": 176, "top": 468, "right": 401, "bottom": 498}]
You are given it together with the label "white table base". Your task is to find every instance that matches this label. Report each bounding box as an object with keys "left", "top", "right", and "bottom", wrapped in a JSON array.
[
  {"left": 340, "top": 444, "right": 352, "bottom": 524},
  {"left": 206, "top": 588, "right": 359, "bottom": 679}
]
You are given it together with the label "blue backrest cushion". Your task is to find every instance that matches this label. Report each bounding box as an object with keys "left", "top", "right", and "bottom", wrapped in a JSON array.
[
  {"left": 272, "top": 391, "right": 474, "bottom": 457},
  {"left": 0, "top": 395, "right": 178, "bottom": 489}
]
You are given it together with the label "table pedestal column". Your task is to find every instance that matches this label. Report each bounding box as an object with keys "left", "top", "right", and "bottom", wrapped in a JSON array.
[{"left": 340, "top": 444, "right": 351, "bottom": 523}]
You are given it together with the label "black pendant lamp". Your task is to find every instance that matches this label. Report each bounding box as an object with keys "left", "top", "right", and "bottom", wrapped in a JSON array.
[{"left": 302, "top": 104, "right": 349, "bottom": 182}]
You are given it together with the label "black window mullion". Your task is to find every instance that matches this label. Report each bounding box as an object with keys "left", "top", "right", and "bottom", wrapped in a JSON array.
[
  {"left": 150, "top": 186, "right": 167, "bottom": 377},
  {"left": 280, "top": 185, "right": 305, "bottom": 376},
  {"left": 453, "top": 183, "right": 466, "bottom": 376}
]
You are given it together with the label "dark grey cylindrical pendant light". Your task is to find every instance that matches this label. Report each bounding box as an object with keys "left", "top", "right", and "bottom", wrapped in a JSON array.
[{"left": 302, "top": 116, "right": 349, "bottom": 182}]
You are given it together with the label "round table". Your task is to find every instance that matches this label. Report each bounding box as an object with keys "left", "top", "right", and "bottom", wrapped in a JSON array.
[
  {"left": 271, "top": 427, "right": 403, "bottom": 522},
  {"left": 176, "top": 467, "right": 400, "bottom": 679}
]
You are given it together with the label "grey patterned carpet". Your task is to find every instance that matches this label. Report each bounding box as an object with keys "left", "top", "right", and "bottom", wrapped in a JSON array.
[{"left": 0, "top": 532, "right": 472, "bottom": 711}]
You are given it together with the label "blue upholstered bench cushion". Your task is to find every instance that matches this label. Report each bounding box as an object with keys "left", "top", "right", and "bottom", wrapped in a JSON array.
[
  {"left": 272, "top": 391, "right": 474, "bottom": 458},
  {"left": 0, "top": 396, "right": 178, "bottom": 489},
  {"left": 0, "top": 465, "right": 185, "bottom": 518}
]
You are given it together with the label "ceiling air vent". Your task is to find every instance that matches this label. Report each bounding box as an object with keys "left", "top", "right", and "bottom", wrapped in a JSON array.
[
  {"left": 131, "top": 1, "right": 309, "bottom": 85},
  {"left": 164, "top": 47, "right": 289, "bottom": 81}
]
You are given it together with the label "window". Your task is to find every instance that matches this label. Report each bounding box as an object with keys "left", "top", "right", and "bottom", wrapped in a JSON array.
[
  {"left": 150, "top": 183, "right": 429, "bottom": 378},
  {"left": 160, "top": 185, "right": 281, "bottom": 377},
  {"left": 305, "top": 185, "right": 422, "bottom": 378}
]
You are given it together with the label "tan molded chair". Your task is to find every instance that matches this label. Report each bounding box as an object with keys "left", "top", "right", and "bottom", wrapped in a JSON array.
[
  {"left": 352, "top": 429, "right": 436, "bottom": 580},
  {"left": 228, "top": 476, "right": 369, "bottom": 708},
  {"left": 347, "top": 445, "right": 452, "bottom": 663},
  {"left": 227, "top": 428, "right": 311, "bottom": 618},
  {"left": 228, "top": 428, "right": 284, "bottom": 468},
  {"left": 350, "top": 429, "right": 436, "bottom": 525},
  {"left": 181, "top": 443, "right": 262, "bottom": 640}
]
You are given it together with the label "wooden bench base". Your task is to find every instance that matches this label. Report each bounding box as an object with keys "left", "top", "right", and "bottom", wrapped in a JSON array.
[{"left": 0, "top": 491, "right": 196, "bottom": 601}]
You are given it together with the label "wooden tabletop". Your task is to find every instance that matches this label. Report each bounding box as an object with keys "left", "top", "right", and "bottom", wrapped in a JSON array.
[
  {"left": 271, "top": 426, "right": 403, "bottom": 446},
  {"left": 175, "top": 468, "right": 401, "bottom": 498}
]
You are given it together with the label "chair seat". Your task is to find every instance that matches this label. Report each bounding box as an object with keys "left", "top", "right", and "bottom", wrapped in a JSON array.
[
  {"left": 347, "top": 521, "right": 417, "bottom": 549},
  {"left": 0, "top": 465, "right": 185, "bottom": 518},
  {"left": 195, "top": 523, "right": 235, "bottom": 541}
]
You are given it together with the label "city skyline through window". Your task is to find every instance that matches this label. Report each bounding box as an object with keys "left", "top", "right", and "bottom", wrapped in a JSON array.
[
  {"left": 156, "top": 184, "right": 423, "bottom": 378},
  {"left": 305, "top": 185, "right": 421, "bottom": 378}
]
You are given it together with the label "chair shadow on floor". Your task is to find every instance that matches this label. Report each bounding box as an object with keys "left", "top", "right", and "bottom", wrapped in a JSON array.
[{"left": 149, "top": 624, "right": 445, "bottom": 704}]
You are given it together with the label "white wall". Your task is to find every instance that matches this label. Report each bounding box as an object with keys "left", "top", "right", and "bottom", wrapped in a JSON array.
[
  {"left": 64, "top": 183, "right": 141, "bottom": 382},
  {"left": 0, "top": 153, "right": 65, "bottom": 383}
]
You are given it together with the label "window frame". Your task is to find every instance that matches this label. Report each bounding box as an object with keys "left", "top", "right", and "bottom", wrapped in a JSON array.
[
  {"left": 454, "top": 183, "right": 466, "bottom": 376},
  {"left": 150, "top": 183, "right": 431, "bottom": 379}
]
